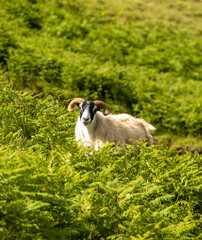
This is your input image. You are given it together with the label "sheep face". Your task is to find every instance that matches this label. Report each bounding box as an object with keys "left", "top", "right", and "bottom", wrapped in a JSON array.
[{"left": 79, "top": 101, "right": 101, "bottom": 126}]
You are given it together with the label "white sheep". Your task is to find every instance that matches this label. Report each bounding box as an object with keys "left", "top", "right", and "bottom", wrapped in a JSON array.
[{"left": 68, "top": 98, "right": 155, "bottom": 150}]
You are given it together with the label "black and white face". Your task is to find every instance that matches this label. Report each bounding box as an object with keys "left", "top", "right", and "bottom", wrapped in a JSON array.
[{"left": 79, "top": 101, "right": 100, "bottom": 125}]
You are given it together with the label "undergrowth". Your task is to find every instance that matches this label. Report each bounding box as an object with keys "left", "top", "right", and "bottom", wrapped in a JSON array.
[{"left": 0, "top": 85, "right": 201, "bottom": 239}]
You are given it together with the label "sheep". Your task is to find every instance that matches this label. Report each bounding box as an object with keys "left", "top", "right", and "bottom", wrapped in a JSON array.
[{"left": 68, "top": 98, "right": 156, "bottom": 150}]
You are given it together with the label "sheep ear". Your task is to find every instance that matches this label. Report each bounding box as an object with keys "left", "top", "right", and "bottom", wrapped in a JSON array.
[
  {"left": 93, "top": 105, "right": 100, "bottom": 112},
  {"left": 93, "top": 100, "right": 109, "bottom": 115}
]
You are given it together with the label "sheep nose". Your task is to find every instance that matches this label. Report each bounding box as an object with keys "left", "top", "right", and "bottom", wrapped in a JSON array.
[{"left": 82, "top": 117, "right": 89, "bottom": 123}]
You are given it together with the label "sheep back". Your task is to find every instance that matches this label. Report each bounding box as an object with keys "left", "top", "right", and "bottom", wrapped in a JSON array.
[{"left": 94, "top": 112, "right": 155, "bottom": 147}]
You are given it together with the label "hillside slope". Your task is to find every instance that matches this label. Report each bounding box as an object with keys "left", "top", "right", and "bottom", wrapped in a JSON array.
[{"left": 0, "top": 0, "right": 201, "bottom": 140}]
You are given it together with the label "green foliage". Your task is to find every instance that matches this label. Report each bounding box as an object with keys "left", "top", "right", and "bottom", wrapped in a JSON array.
[
  {"left": 0, "top": 85, "right": 201, "bottom": 239},
  {"left": 0, "top": 0, "right": 201, "bottom": 137},
  {"left": 0, "top": 84, "right": 75, "bottom": 149}
]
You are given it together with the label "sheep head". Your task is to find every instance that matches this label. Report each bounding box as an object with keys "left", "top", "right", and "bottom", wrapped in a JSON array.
[{"left": 68, "top": 98, "right": 109, "bottom": 115}]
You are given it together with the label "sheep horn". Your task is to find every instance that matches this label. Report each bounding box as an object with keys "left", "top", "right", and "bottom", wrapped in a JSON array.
[
  {"left": 68, "top": 98, "right": 85, "bottom": 112},
  {"left": 93, "top": 100, "right": 109, "bottom": 115}
]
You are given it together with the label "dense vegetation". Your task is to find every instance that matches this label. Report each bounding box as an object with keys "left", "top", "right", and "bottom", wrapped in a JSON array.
[
  {"left": 0, "top": 0, "right": 201, "bottom": 239},
  {"left": 0, "top": 85, "right": 201, "bottom": 239},
  {"left": 1, "top": 0, "right": 201, "bottom": 136}
]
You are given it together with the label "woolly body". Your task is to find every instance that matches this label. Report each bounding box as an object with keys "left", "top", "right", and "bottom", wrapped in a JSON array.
[{"left": 75, "top": 111, "right": 155, "bottom": 150}]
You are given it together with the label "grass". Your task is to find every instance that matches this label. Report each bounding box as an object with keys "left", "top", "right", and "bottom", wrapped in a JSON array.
[
  {"left": 156, "top": 134, "right": 202, "bottom": 154},
  {"left": 78, "top": 0, "right": 202, "bottom": 38}
]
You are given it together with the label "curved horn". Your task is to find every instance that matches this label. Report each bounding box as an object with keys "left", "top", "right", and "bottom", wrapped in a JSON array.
[
  {"left": 93, "top": 100, "right": 109, "bottom": 115},
  {"left": 68, "top": 98, "right": 85, "bottom": 112}
]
